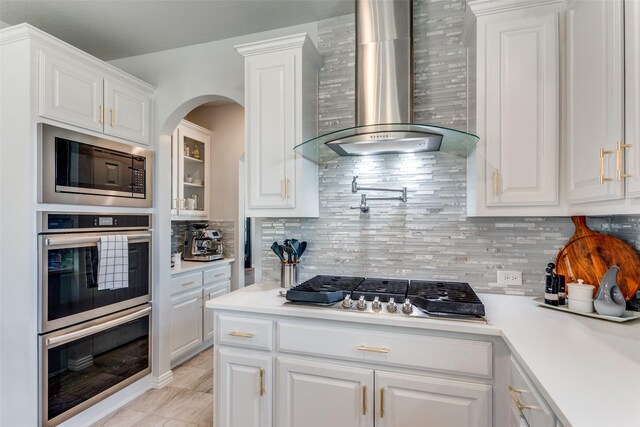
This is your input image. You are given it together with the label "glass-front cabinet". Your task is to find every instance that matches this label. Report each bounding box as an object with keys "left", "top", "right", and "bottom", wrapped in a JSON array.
[{"left": 171, "top": 119, "right": 211, "bottom": 218}]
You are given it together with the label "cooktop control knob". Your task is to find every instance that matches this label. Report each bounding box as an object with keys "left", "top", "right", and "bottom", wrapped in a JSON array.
[
  {"left": 402, "top": 298, "right": 413, "bottom": 314},
  {"left": 372, "top": 297, "right": 382, "bottom": 311},
  {"left": 342, "top": 295, "right": 353, "bottom": 309},
  {"left": 356, "top": 295, "right": 368, "bottom": 311},
  {"left": 387, "top": 298, "right": 397, "bottom": 313}
]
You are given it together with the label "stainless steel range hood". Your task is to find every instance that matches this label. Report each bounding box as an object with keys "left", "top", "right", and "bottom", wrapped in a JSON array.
[{"left": 294, "top": 0, "right": 479, "bottom": 163}]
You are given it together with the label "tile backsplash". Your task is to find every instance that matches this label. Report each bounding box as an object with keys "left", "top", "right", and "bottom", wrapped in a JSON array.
[{"left": 259, "top": 1, "right": 640, "bottom": 295}]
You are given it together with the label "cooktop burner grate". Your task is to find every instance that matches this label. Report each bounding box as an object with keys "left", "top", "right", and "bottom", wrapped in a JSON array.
[
  {"left": 408, "top": 281, "right": 485, "bottom": 316},
  {"left": 352, "top": 278, "right": 409, "bottom": 302},
  {"left": 286, "top": 275, "right": 365, "bottom": 304}
]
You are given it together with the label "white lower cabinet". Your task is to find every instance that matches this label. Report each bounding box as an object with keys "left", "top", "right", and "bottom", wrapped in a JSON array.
[
  {"left": 169, "top": 288, "right": 203, "bottom": 361},
  {"left": 214, "top": 314, "right": 495, "bottom": 427},
  {"left": 276, "top": 357, "right": 491, "bottom": 427},
  {"left": 509, "top": 357, "right": 556, "bottom": 427},
  {"left": 217, "top": 348, "right": 272, "bottom": 427},
  {"left": 277, "top": 357, "right": 373, "bottom": 427},
  {"left": 170, "top": 263, "right": 231, "bottom": 363},
  {"left": 376, "top": 371, "right": 491, "bottom": 427}
]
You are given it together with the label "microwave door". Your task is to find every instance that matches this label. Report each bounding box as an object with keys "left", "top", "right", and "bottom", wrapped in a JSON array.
[{"left": 91, "top": 147, "right": 135, "bottom": 197}]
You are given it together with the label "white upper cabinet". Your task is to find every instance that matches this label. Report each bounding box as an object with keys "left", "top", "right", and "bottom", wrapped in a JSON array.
[
  {"left": 465, "top": 0, "right": 563, "bottom": 216},
  {"left": 566, "top": 0, "right": 625, "bottom": 204},
  {"left": 39, "top": 46, "right": 153, "bottom": 145},
  {"left": 39, "top": 48, "right": 104, "bottom": 133},
  {"left": 104, "top": 78, "right": 151, "bottom": 144},
  {"left": 626, "top": 0, "right": 640, "bottom": 198},
  {"left": 171, "top": 119, "right": 211, "bottom": 219},
  {"left": 236, "top": 33, "right": 322, "bottom": 217}
]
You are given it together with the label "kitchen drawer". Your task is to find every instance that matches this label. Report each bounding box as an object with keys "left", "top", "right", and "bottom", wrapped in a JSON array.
[
  {"left": 510, "top": 357, "right": 555, "bottom": 427},
  {"left": 204, "top": 264, "right": 231, "bottom": 285},
  {"left": 171, "top": 271, "right": 202, "bottom": 294},
  {"left": 217, "top": 315, "right": 273, "bottom": 351},
  {"left": 277, "top": 321, "right": 492, "bottom": 378}
]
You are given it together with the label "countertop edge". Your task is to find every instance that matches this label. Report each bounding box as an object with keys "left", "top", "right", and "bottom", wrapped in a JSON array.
[{"left": 171, "top": 258, "right": 235, "bottom": 275}]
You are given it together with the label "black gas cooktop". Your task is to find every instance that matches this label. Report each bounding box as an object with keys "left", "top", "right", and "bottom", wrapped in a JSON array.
[{"left": 285, "top": 275, "right": 485, "bottom": 317}]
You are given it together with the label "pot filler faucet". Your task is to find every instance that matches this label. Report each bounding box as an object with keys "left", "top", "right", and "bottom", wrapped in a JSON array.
[{"left": 350, "top": 176, "right": 407, "bottom": 213}]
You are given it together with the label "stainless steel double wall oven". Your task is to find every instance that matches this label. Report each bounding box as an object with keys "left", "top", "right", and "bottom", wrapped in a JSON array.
[{"left": 38, "top": 212, "right": 152, "bottom": 426}]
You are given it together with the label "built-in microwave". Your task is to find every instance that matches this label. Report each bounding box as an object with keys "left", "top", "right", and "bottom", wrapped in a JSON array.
[{"left": 39, "top": 123, "right": 153, "bottom": 208}]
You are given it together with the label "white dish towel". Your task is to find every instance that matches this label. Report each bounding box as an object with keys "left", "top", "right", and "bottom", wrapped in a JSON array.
[{"left": 97, "top": 235, "right": 129, "bottom": 290}]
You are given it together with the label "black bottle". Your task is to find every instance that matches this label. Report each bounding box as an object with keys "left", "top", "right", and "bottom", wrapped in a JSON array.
[
  {"left": 557, "top": 275, "right": 566, "bottom": 305},
  {"left": 544, "top": 263, "right": 559, "bottom": 306}
]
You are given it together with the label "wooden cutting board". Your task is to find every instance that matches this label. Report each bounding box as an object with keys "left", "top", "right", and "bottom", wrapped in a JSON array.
[{"left": 555, "top": 216, "right": 640, "bottom": 301}]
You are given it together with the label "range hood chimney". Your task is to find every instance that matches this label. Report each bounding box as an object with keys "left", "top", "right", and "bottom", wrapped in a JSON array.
[{"left": 294, "top": 0, "right": 479, "bottom": 163}]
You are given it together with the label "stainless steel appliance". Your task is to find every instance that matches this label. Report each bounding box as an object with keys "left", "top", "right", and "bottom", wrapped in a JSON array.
[
  {"left": 293, "top": 0, "right": 479, "bottom": 163},
  {"left": 39, "top": 124, "right": 153, "bottom": 207},
  {"left": 286, "top": 275, "right": 486, "bottom": 321},
  {"left": 40, "top": 304, "right": 151, "bottom": 427},
  {"left": 38, "top": 212, "right": 152, "bottom": 333},
  {"left": 183, "top": 223, "right": 224, "bottom": 261}
]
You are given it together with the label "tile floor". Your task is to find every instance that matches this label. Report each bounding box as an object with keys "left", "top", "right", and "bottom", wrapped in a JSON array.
[{"left": 92, "top": 347, "right": 214, "bottom": 427}]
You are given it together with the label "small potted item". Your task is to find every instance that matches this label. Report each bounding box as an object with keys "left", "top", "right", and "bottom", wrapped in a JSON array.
[{"left": 567, "top": 279, "right": 595, "bottom": 313}]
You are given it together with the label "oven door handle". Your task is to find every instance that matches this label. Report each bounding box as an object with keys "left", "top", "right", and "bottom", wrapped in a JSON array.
[
  {"left": 45, "top": 232, "right": 152, "bottom": 247},
  {"left": 45, "top": 306, "right": 151, "bottom": 348}
]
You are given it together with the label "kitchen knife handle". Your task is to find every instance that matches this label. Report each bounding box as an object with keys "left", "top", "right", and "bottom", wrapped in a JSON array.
[
  {"left": 599, "top": 148, "right": 614, "bottom": 184},
  {"left": 616, "top": 141, "right": 632, "bottom": 180}
]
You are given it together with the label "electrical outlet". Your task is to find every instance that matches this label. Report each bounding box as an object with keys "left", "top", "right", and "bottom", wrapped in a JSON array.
[{"left": 497, "top": 270, "right": 522, "bottom": 286}]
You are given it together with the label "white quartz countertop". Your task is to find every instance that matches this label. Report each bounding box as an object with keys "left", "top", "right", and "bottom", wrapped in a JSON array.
[
  {"left": 206, "top": 282, "right": 640, "bottom": 427},
  {"left": 171, "top": 258, "right": 235, "bottom": 275}
]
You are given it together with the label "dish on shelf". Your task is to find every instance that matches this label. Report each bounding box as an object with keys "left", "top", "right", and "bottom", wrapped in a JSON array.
[{"left": 532, "top": 297, "right": 640, "bottom": 323}]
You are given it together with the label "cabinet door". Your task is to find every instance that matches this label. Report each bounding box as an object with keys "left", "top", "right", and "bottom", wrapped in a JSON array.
[
  {"left": 170, "top": 288, "right": 203, "bottom": 361},
  {"left": 217, "top": 348, "right": 272, "bottom": 427},
  {"left": 626, "top": 0, "right": 640, "bottom": 198},
  {"left": 203, "top": 281, "right": 229, "bottom": 341},
  {"left": 277, "top": 357, "right": 373, "bottom": 427},
  {"left": 567, "top": 0, "right": 624, "bottom": 203},
  {"left": 375, "top": 371, "right": 492, "bottom": 427},
  {"left": 484, "top": 7, "right": 560, "bottom": 207},
  {"left": 245, "top": 53, "right": 296, "bottom": 210},
  {"left": 104, "top": 78, "right": 151, "bottom": 145},
  {"left": 39, "top": 48, "right": 104, "bottom": 133},
  {"left": 172, "top": 120, "right": 210, "bottom": 218}
]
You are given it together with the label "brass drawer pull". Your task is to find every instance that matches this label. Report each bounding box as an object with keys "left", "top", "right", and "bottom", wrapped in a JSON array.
[
  {"left": 357, "top": 345, "right": 388, "bottom": 353},
  {"left": 109, "top": 108, "right": 115, "bottom": 127},
  {"left": 617, "top": 141, "right": 632, "bottom": 180},
  {"left": 599, "top": 148, "right": 614, "bottom": 184},
  {"left": 362, "top": 385, "right": 367, "bottom": 415},
  {"left": 98, "top": 105, "right": 104, "bottom": 124},
  {"left": 228, "top": 331, "right": 255, "bottom": 338},
  {"left": 493, "top": 169, "right": 500, "bottom": 195},
  {"left": 181, "top": 280, "right": 195, "bottom": 287},
  {"left": 380, "top": 387, "right": 384, "bottom": 418},
  {"left": 259, "top": 368, "right": 265, "bottom": 396},
  {"left": 508, "top": 386, "right": 540, "bottom": 411}
]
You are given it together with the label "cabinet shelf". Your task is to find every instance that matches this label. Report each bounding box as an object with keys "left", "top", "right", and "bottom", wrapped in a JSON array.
[
  {"left": 184, "top": 155, "right": 204, "bottom": 163},
  {"left": 184, "top": 182, "right": 204, "bottom": 188}
]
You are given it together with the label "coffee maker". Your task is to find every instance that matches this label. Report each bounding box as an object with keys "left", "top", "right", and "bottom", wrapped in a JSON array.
[{"left": 183, "top": 223, "right": 224, "bottom": 261}]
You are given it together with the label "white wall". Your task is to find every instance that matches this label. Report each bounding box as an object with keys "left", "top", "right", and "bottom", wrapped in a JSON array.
[
  {"left": 185, "top": 103, "right": 245, "bottom": 222},
  {"left": 0, "top": 20, "right": 11, "bottom": 29}
]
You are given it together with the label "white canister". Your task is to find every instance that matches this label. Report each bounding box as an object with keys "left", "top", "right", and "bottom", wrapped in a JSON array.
[
  {"left": 568, "top": 297, "right": 594, "bottom": 313},
  {"left": 567, "top": 279, "right": 595, "bottom": 300}
]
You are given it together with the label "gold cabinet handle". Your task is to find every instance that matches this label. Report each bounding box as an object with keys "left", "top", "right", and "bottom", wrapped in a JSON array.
[
  {"left": 493, "top": 169, "right": 499, "bottom": 196},
  {"left": 181, "top": 280, "right": 195, "bottom": 287},
  {"left": 98, "top": 105, "right": 104, "bottom": 124},
  {"left": 380, "top": 387, "right": 384, "bottom": 418},
  {"left": 362, "top": 385, "right": 367, "bottom": 415},
  {"left": 508, "top": 386, "right": 540, "bottom": 411},
  {"left": 286, "top": 178, "right": 290, "bottom": 198},
  {"left": 259, "top": 368, "right": 265, "bottom": 396},
  {"left": 228, "top": 331, "right": 255, "bottom": 338},
  {"left": 599, "top": 148, "right": 614, "bottom": 184},
  {"left": 109, "top": 108, "right": 115, "bottom": 127},
  {"left": 617, "top": 141, "right": 632, "bottom": 180},
  {"left": 357, "top": 345, "right": 389, "bottom": 353}
]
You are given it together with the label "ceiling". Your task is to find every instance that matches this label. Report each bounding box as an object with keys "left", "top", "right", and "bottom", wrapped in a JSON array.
[{"left": 0, "top": 0, "right": 354, "bottom": 61}]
